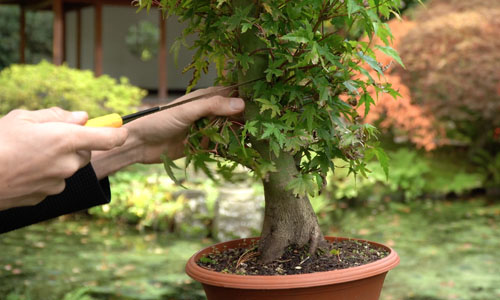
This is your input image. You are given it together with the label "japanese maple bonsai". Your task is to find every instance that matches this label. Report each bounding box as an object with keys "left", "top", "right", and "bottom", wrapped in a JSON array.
[{"left": 140, "top": 0, "right": 402, "bottom": 269}]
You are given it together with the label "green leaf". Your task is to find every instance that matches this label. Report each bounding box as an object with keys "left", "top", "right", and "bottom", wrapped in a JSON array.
[
  {"left": 374, "top": 22, "right": 393, "bottom": 46},
  {"left": 161, "top": 153, "right": 186, "bottom": 188},
  {"left": 375, "top": 45, "right": 405, "bottom": 68},
  {"left": 302, "top": 105, "right": 317, "bottom": 132},
  {"left": 261, "top": 122, "right": 278, "bottom": 139},
  {"left": 200, "top": 256, "right": 216, "bottom": 264},
  {"left": 358, "top": 51, "right": 383, "bottom": 75},
  {"left": 372, "top": 147, "right": 390, "bottom": 181},
  {"left": 359, "top": 93, "right": 375, "bottom": 116},
  {"left": 286, "top": 174, "right": 317, "bottom": 197},
  {"left": 269, "top": 140, "right": 281, "bottom": 158},
  {"left": 243, "top": 120, "right": 259, "bottom": 137},
  {"left": 305, "top": 42, "right": 320, "bottom": 65},
  {"left": 170, "top": 38, "right": 182, "bottom": 67},
  {"left": 319, "top": 85, "right": 329, "bottom": 102},
  {"left": 265, "top": 67, "right": 284, "bottom": 81},
  {"left": 281, "top": 111, "right": 299, "bottom": 127},
  {"left": 330, "top": 248, "right": 340, "bottom": 255},
  {"left": 282, "top": 28, "right": 313, "bottom": 44},
  {"left": 241, "top": 22, "right": 253, "bottom": 33},
  {"left": 347, "top": 0, "right": 362, "bottom": 17},
  {"left": 256, "top": 98, "right": 280, "bottom": 118},
  {"left": 236, "top": 53, "right": 254, "bottom": 73},
  {"left": 343, "top": 80, "right": 359, "bottom": 95}
]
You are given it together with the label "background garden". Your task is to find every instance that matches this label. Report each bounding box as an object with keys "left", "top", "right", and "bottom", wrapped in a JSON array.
[{"left": 0, "top": 0, "right": 499, "bottom": 299}]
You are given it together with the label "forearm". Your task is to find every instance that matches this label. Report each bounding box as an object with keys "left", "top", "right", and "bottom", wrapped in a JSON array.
[{"left": 0, "top": 164, "right": 111, "bottom": 233}]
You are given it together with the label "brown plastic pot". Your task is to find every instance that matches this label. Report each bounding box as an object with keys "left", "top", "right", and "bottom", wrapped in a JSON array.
[{"left": 185, "top": 236, "right": 399, "bottom": 300}]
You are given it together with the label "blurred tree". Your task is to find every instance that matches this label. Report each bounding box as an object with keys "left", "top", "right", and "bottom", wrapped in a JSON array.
[
  {"left": 359, "top": 0, "right": 500, "bottom": 188},
  {"left": 359, "top": 18, "right": 442, "bottom": 151},
  {"left": 0, "top": 6, "right": 52, "bottom": 70},
  {"left": 125, "top": 21, "right": 160, "bottom": 62},
  {"left": 398, "top": 0, "right": 500, "bottom": 154}
]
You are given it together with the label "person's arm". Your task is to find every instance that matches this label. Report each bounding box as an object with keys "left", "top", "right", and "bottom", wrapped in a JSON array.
[
  {"left": 0, "top": 90, "right": 244, "bottom": 233},
  {"left": 0, "top": 164, "right": 110, "bottom": 234}
]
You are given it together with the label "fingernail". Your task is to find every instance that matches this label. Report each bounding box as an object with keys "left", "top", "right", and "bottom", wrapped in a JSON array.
[
  {"left": 71, "top": 111, "right": 88, "bottom": 122},
  {"left": 71, "top": 111, "right": 87, "bottom": 120},
  {"left": 230, "top": 98, "right": 245, "bottom": 111}
]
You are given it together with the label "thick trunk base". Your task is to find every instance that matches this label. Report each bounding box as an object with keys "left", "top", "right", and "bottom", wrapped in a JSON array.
[{"left": 259, "top": 177, "right": 327, "bottom": 263}]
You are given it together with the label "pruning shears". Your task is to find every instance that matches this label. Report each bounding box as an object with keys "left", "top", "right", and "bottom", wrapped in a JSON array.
[{"left": 84, "top": 78, "right": 261, "bottom": 128}]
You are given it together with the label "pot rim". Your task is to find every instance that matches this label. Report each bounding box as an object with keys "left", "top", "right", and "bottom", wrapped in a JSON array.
[{"left": 185, "top": 236, "right": 399, "bottom": 289}]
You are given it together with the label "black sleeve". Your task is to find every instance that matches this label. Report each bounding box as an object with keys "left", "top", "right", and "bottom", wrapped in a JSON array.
[{"left": 0, "top": 163, "right": 110, "bottom": 234}]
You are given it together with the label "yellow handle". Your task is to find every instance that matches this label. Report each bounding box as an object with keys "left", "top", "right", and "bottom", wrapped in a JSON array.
[{"left": 85, "top": 113, "right": 123, "bottom": 128}]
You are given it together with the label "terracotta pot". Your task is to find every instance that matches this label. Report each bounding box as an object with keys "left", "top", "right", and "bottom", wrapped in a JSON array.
[{"left": 186, "top": 236, "right": 399, "bottom": 300}]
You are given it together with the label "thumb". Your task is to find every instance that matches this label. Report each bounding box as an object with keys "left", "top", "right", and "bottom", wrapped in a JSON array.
[
  {"left": 179, "top": 96, "right": 245, "bottom": 123},
  {"left": 26, "top": 107, "right": 89, "bottom": 125}
]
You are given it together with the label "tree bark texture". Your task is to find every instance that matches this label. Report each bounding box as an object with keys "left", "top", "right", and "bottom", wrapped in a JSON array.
[{"left": 258, "top": 155, "right": 326, "bottom": 263}]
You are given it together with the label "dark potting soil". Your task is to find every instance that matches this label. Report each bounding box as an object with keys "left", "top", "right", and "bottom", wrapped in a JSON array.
[{"left": 197, "top": 239, "right": 389, "bottom": 275}]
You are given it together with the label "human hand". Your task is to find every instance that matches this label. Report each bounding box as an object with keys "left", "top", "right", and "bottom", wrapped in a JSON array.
[
  {"left": 130, "top": 87, "right": 245, "bottom": 163},
  {"left": 0, "top": 108, "right": 128, "bottom": 210},
  {"left": 90, "top": 88, "right": 245, "bottom": 178}
]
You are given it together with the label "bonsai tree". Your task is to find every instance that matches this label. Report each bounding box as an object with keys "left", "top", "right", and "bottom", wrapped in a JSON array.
[{"left": 140, "top": 0, "right": 403, "bottom": 262}]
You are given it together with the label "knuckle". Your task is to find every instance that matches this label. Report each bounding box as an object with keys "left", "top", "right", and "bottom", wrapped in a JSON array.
[
  {"left": 8, "top": 109, "right": 26, "bottom": 117},
  {"left": 49, "top": 106, "right": 64, "bottom": 114},
  {"left": 58, "top": 162, "right": 80, "bottom": 179},
  {"left": 50, "top": 181, "right": 66, "bottom": 195},
  {"left": 78, "top": 150, "right": 92, "bottom": 165},
  {"left": 106, "top": 129, "right": 127, "bottom": 148},
  {"left": 26, "top": 195, "right": 46, "bottom": 206},
  {"left": 41, "top": 180, "right": 66, "bottom": 196},
  {"left": 101, "top": 136, "right": 116, "bottom": 149},
  {"left": 209, "top": 95, "right": 224, "bottom": 112},
  {"left": 48, "top": 106, "right": 67, "bottom": 118}
]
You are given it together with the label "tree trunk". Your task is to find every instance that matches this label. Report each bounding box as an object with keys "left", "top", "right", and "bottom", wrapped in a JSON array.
[{"left": 258, "top": 154, "right": 326, "bottom": 263}]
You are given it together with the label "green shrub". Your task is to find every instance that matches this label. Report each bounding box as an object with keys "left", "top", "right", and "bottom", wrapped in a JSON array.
[
  {"left": 89, "top": 167, "right": 184, "bottom": 230},
  {"left": 326, "top": 148, "right": 484, "bottom": 203},
  {"left": 88, "top": 165, "right": 220, "bottom": 234},
  {"left": 470, "top": 150, "right": 500, "bottom": 189},
  {"left": 0, "top": 61, "right": 146, "bottom": 117}
]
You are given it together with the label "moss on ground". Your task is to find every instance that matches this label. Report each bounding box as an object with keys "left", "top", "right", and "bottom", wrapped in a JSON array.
[{"left": 0, "top": 198, "right": 498, "bottom": 300}]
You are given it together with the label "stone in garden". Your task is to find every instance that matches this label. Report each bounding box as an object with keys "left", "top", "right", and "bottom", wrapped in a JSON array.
[{"left": 213, "top": 182, "right": 264, "bottom": 241}]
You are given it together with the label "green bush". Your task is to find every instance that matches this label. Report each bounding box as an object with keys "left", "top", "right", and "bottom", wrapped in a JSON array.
[
  {"left": 89, "top": 167, "right": 184, "bottom": 230},
  {"left": 88, "top": 165, "right": 220, "bottom": 234},
  {"left": 0, "top": 61, "right": 146, "bottom": 117},
  {"left": 325, "top": 148, "right": 484, "bottom": 203},
  {"left": 87, "top": 148, "right": 486, "bottom": 233}
]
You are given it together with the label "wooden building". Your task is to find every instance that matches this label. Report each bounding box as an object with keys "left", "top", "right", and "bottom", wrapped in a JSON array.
[{"left": 0, "top": 0, "right": 216, "bottom": 100}]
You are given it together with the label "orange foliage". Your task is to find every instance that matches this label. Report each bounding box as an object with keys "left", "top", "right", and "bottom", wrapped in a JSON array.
[
  {"left": 358, "top": 18, "right": 443, "bottom": 150},
  {"left": 359, "top": 0, "right": 500, "bottom": 151}
]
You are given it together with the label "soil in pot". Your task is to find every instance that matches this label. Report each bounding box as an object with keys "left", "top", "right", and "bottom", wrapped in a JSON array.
[{"left": 197, "top": 239, "right": 389, "bottom": 276}]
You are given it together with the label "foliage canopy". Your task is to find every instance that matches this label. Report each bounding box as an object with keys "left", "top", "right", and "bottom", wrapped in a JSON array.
[{"left": 141, "top": 0, "right": 403, "bottom": 197}]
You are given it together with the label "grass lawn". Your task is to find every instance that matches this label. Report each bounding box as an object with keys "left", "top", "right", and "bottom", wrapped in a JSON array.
[{"left": 0, "top": 198, "right": 498, "bottom": 300}]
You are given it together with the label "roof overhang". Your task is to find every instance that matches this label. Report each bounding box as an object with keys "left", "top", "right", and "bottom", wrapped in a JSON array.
[{"left": 0, "top": 0, "right": 137, "bottom": 11}]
